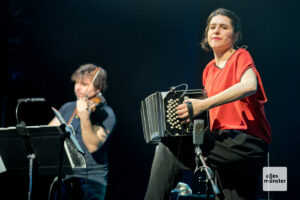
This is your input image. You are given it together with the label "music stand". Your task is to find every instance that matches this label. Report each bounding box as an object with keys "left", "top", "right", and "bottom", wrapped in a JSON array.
[{"left": 0, "top": 125, "right": 86, "bottom": 200}]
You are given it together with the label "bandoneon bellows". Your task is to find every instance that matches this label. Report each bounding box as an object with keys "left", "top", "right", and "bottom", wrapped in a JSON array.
[{"left": 140, "top": 88, "right": 208, "bottom": 144}]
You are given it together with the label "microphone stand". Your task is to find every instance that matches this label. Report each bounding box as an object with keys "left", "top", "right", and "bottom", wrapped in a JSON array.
[
  {"left": 15, "top": 97, "right": 45, "bottom": 200},
  {"left": 194, "top": 146, "right": 220, "bottom": 197},
  {"left": 193, "top": 120, "right": 220, "bottom": 198}
]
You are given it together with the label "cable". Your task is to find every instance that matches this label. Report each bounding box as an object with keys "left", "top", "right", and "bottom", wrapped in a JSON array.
[
  {"left": 48, "top": 176, "right": 58, "bottom": 200},
  {"left": 15, "top": 101, "right": 21, "bottom": 124},
  {"left": 167, "top": 84, "right": 189, "bottom": 99}
]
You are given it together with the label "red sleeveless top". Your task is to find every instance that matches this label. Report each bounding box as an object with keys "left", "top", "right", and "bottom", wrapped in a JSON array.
[{"left": 202, "top": 49, "right": 271, "bottom": 143}]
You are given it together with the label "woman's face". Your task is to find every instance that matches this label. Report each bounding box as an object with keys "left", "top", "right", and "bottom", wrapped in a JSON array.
[{"left": 207, "top": 15, "right": 236, "bottom": 52}]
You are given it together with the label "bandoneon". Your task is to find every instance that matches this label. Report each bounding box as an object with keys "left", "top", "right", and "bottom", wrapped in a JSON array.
[{"left": 140, "top": 89, "right": 208, "bottom": 144}]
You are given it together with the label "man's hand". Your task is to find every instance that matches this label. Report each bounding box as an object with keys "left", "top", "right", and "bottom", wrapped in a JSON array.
[{"left": 76, "top": 97, "right": 90, "bottom": 119}]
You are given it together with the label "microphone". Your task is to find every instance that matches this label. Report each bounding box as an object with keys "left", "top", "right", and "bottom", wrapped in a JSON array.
[
  {"left": 17, "top": 98, "right": 46, "bottom": 103},
  {"left": 193, "top": 119, "right": 204, "bottom": 167},
  {"left": 15, "top": 97, "right": 46, "bottom": 124},
  {"left": 193, "top": 119, "right": 204, "bottom": 146}
]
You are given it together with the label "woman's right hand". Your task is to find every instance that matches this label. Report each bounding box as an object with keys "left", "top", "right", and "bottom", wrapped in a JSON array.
[{"left": 177, "top": 98, "right": 209, "bottom": 123}]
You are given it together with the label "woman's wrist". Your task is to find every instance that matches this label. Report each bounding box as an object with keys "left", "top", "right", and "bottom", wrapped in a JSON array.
[{"left": 193, "top": 98, "right": 211, "bottom": 116}]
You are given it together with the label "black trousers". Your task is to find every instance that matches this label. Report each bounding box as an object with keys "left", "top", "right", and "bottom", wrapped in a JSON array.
[{"left": 144, "top": 130, "right": 268, "bottom": 200}]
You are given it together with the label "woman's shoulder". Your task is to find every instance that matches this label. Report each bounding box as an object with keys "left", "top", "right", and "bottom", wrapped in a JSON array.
[
  {"left": 232, "top": 48, "right": 255, "bottom": 64},
  {"left": 235, "top": 48, "right": 252, "bottom": 58}
]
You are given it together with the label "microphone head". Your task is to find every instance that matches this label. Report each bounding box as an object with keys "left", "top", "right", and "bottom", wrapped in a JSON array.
[
  {"left": 30, "top": 98, "right": 46, "bottom": 102},
  {"left": 193, "top": 119, "right": 204, "bottom": 145}
]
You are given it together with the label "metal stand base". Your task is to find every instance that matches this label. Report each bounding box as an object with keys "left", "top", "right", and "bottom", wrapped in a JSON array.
[{"left": 194, "top": 146, "right": 220, "bottom": 196}]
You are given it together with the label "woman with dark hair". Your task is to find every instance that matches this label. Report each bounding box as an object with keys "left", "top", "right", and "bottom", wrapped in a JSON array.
[{"left": 145, "top": 8, "right": 271, "bottom": 200}]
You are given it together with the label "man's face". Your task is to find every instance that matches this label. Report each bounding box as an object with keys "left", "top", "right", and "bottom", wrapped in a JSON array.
[{"left": 74, "top": 75, "right": 100, "bottom": 99}]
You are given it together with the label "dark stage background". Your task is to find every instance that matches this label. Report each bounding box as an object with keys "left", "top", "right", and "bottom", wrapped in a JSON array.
[{"left": 0, "top": 0, "right": 298, "bottom": 199}]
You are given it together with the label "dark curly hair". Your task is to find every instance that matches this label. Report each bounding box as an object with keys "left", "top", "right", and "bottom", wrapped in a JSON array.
[
  {"left": 71, "top": 63, "right": 107, "bottom": 93},
  {"left": 201, "top": 8, "right": 243, "bottom": 51}
]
